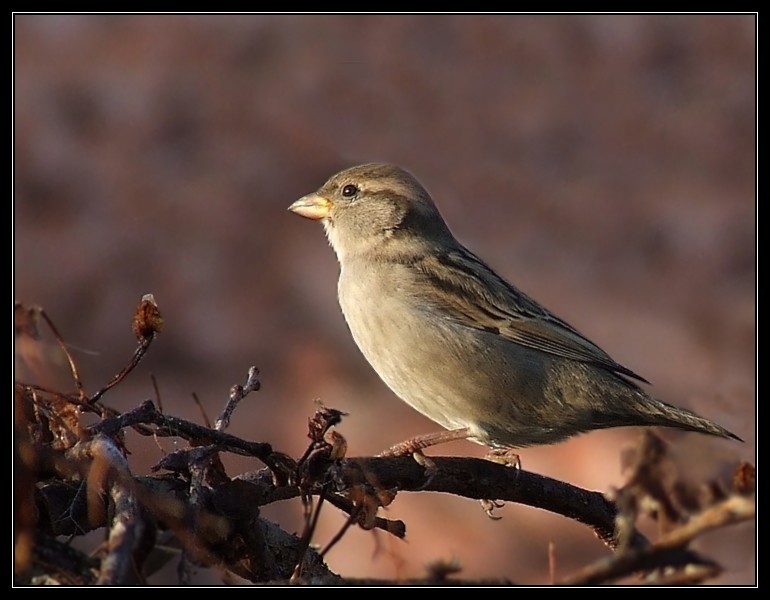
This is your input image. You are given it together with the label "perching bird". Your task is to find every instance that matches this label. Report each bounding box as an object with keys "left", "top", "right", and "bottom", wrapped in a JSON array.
[{"left": 288, "top": 163, "right": 740, "bottom": 451}]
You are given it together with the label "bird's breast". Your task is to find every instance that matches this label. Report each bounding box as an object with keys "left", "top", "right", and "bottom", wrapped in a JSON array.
[{"left": 336, "top": 260, "right": 543, "bottom": 435}]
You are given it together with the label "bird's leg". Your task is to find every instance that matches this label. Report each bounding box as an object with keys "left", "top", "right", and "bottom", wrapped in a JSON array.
[
  {"left": 378, "top": 427, "right": 473, "bottom": 457},
  {"left": 378, "top": 428, "right": 473, "bottom": 488}
]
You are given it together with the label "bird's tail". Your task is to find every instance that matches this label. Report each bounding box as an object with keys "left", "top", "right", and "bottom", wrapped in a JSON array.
[{"left": 641, "top": 396, "right": 742, "bottom": 442}]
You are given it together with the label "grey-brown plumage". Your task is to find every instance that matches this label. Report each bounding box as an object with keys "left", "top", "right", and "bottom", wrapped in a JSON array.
[{"left": 289, "top": 163, "right": 740, "bottom": 448}]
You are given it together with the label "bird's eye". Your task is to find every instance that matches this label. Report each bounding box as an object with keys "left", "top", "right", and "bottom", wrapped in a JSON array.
[{"left": 341, "top": 184, "right": 358, "bottom": 198}]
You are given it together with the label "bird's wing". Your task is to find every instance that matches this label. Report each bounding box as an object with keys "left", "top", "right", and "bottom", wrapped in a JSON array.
[{"left": 410, "top": 248, "right": 649, "bottom": 384}]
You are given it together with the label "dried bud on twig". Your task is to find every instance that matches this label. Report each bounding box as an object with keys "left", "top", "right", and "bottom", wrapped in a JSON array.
[
  {"left": 132, "top": 294, "right": 163, "bottom": 342},
  {"left": 307, "top": 405, "right": 347, "bottom": 444}
]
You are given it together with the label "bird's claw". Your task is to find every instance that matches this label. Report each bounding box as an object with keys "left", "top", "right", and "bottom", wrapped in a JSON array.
[
  {"left": 412, "top": 450, "right": 437, "bottom": 489},
  {"left": 480, "top": 498, "right": 505, "bottom": 519},
  {"left": 486, "top": 448, "right": 522, "bottom": 471}
]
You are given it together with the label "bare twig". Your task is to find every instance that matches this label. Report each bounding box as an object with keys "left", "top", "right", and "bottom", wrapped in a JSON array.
[
  {"left": 319, "top": 504, "right": 362, "bottom": 558},
  {"left": 561, "top": 495, "right": 754, "bottom": 585},
  {"left": 150, "top": 373, "right": 163, "bottom": 414},
  {"left": 323, "top": 492, "right": 406, "bottom": 539},
  {"left": 89, "top": 295, "right": 163, "bottom": 405},
  {"left": 215, "top": 367, "right": 261, "bottom": 431},
  {"left": 548, "top": 541, "right": 557, "bottom": 584},
  {"left": 192, "top": 392, "right": 211, "bottom": 428},
  {"left": 88, "top": 338, "right": 152, "bottom": 405},
  {"left": 291, "top": 489, "right": 329, "bottom": 582},
  {"left": 38, "top": 308, "right": 88, "bottom": 402},
  {"left": 87, "top": 400, "right": 274, "bottom": 466}
]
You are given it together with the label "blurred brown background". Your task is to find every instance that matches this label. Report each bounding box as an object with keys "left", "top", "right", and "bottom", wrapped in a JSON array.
[{"left": 14, "top": 15, "right": 755, "bottom": 584}]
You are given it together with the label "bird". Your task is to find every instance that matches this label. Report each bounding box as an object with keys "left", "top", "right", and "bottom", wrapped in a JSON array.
[{"left": 288, "top": 163, "right": 740, "bottom": 454}]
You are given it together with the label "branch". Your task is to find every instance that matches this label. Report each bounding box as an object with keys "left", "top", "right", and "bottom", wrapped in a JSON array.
[
  {"left": 65, "top": 435, "right": 151, "bottom": 585},
  {"left": 87, "top": 400, "right": 277, "bottom": 470},
  {"left": 335, "top": 455, "right": 644, "bottom": 550}
]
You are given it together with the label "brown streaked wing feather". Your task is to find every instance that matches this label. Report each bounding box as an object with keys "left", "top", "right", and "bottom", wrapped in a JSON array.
[{"left": 410, "top": 248, "right": 649, "bottom": 384}]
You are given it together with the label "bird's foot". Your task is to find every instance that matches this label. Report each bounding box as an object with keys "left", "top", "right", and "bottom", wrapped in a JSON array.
[
  {"left": 479, "top": 448, "right": 521, "bottom": 519},
  {"left": 480, "top": 498, "right": 505, "bottom": 520},
  {"left": 485, "top": 447, "right": 522, "bottom": 470},
  {"left": 410, "top": 450, "right": 437, "bottom": 489}
]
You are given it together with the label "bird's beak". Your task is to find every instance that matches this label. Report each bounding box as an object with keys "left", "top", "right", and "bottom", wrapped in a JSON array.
[{"left": 288, "top": 193, "right": 331, "bottom": 220}]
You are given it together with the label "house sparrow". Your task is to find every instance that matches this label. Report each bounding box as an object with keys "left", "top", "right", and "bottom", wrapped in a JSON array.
[{"left": 288, "top": 163, "right": 740, "bottom": 451}]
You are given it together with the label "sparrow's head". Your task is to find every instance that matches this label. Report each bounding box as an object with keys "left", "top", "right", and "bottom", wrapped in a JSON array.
[{"left": 289, "top": 163, "right": 453, "bottom": 261}]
